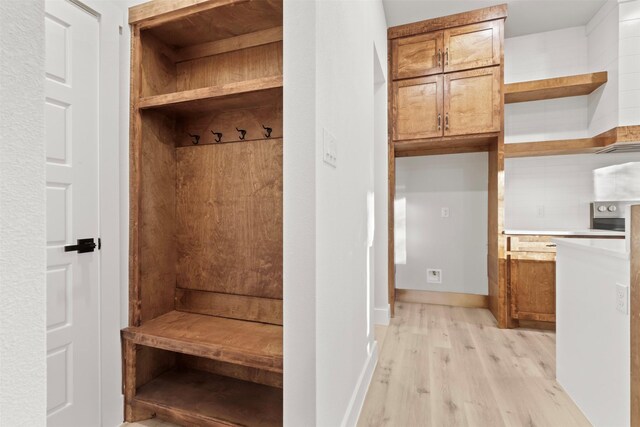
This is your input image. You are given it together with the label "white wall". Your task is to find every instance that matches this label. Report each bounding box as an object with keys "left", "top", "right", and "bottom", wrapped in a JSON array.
[
  {"left": 0, "top": 0, "right": 47, "bottom": 425},
  {"left": 505, "top": 152, "right": 640, "bottom": 230},
  {"left": 373, "top": 11, "right": 389, "bottom": 326},
  {"left": 313, "top": 0, "right": 387, "bottom": 424},
  {"left": 395, "top": 154, "right": 488, "bottom": 295},
  {"left": 505, "top": 26, "right": 590, "bottom": 143},
  {"left": 619, "top": 0, "right": 640, "bottom": 126}
]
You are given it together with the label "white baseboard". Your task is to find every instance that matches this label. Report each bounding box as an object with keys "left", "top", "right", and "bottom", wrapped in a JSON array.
[
  {"left": 340, "top": 341, "right": 379, "bottom": 427},
  {"left": 374, "top": 305, "right": 390, "bottom": 325}
]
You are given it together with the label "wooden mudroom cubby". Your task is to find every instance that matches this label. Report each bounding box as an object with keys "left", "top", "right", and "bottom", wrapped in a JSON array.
[{"left": 122, "top": 1, "right": 283, "bottom": 425}]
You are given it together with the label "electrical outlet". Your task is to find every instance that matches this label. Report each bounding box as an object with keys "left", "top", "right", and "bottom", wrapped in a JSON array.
[
  {"left": 427, "top": 269, "right": 442, "bottom": 284},
  {"left": 441, "top": 207, "right": 450, "bottom": 218},
  {"left": 616, "top": 283, "right": 629, "bottom": 314},
  {"left": 323, "top": 128, "right": 337, "bottom": 168}
]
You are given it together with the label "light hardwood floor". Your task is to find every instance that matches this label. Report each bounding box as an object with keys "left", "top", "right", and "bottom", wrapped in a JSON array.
[{"left": 358, "top": 302, "right": 590, "bottom": 427}]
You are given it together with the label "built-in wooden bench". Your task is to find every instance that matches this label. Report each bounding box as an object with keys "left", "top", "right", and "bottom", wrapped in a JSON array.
[
  {"left": 132, "top": 368, "right": 283, "bottom": 427},
  {"left": 122, "top": 310, "right": 283, "bottom": 373}
]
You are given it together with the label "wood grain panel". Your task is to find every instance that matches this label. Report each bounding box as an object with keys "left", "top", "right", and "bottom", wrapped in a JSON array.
[
  {"left": 175, "top": 288, "right": 283, "bottom": 325},
  {"left": 393, "top": 75, "right": 443, "bottom": 141},
  {"left": 177, "top": 101, "right": 282, "bottom": 146},
  {"left": 509, "top": 255, "right": 556, "bottom": 322},
  {"left": 140, "top": 31, "right": 177, "bottom": 97},
  {"left": 388, "top": 4, "right": 507, "bottom": 40},
  {"left": 178, "top": 354, "right": 283, "bottom": 388},
  {"left": 505, "top": 71, "right": 607, "bottom": 103},
  {"left": 139, "top": 110, "right": 177, "bottom": 324},
  {"left": 176, "top": 42, "right": 282, "bottom": 91},
  {"left": 132, "top": 368, "right": 283, "bottom": 427},
  {"left": 444, "top": 67, "right": 501, "bottom": 136},
  {"left": 392, "top": 32, "right": 443, "bottom": 80},
  {"left": 508, "top": 236, "right": 557, "bottom": 253},
  {"left": 632, "top": 205, "right": 640, "bottom": 427},
  {"left": 176, "top": 139, "right": 283, "bottom": 299},
  {"left": 137, "top": 0, "right": 283, "bottom": 48},
  {"left": 396, "top": 289, "right": 488, "bottom": 308},
  {"left": 122, "top": 310, "right": 283, "bottom": 372},
  {"left": 444, "top": 21, "right": 500, "bottom": 72},
  {"left": 176, "top": 26, "right": 283, "bottom": 62},
  {"left": 394, "top": 132, "right": 498, "bottom": 156}
]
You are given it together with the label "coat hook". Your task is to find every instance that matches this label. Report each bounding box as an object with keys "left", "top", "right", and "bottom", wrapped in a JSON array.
[
  {"left": 236, "top": 127, "right": 247, "bottom": 140},
  {"left": 211, "top": 131, "right": 223, "bottom": 143},
  {"left": 187, "top": 133, "right": 200, "bottom": 145},
  {"left": 262, "top": 125, "right": 272, "bottom": 138}
]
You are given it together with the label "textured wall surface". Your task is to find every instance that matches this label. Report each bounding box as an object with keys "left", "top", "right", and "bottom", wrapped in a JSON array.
[{"left": 0, "top": 0, "right": 47, "bottom": 425}]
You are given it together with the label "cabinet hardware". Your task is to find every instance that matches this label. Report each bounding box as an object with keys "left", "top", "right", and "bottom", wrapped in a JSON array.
[
  {"left": 64, "top": 238, "right": 98, "bottom": 253},
  {"left": 211, "top": 131, "right": 223, "bottom": 143},
  {"left": 445, "top": 113, "right": 449, "bottom": 130},
  {"left": 437, "top": 49, "right": 442, "bottom": 67},
  {"left": 445, "top": 48, "right": 449, "bottom": 65},
  {"left": 187, "top": 133, "right": 200, "bottom": 145},
  {"left": 236, "top": 128, "right": 247, "bottom": 140},
  {"left": 437, "top": 113, "right": 441, "bottom": 131},
  {"left": 262, "top": 125, "right": 272, "bottom": 138},
  {"left": 546, "top": 244, "right": 557, "bottom": 247}
]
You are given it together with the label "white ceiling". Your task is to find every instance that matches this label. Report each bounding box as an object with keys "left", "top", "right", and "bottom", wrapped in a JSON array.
[{"left": 382, "top": 0, "right": 607, "bottom": 38}]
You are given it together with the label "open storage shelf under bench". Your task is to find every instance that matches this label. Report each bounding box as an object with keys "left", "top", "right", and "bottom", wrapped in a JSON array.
[
  {"left": 133, "top": 368, "right": 283, "bottom": 427},
  {"left": 122, "top": 311, "right": 283, "bottom": 373}
]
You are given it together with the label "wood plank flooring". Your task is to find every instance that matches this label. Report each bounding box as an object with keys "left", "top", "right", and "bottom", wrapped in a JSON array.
[{"left": 358, "top": 302, "right": 591, "bottom": 427}]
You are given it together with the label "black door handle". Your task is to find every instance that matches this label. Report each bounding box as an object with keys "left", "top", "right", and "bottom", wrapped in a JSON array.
[{"left": 64, "top": 238, "right": 98, "bottom": 253}]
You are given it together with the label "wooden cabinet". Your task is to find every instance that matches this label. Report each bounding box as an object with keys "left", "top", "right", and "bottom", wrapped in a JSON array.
[
  {"left": 507, "top": 236, "right": 556, "bottom": 324},
  {"left": 123, "top": 1, "right": 283, "bottom": 425},
  {"left": 392, "top": 32, "right": 443, "bottom": 80},
  {"left": 444, "top": 21, "right": 501, "bottom": 73},
  {"left": 444, "top": 67, "right": 501, "bottom": 136},
  {"left": 392, "top": 67, "right": 500, "bottom": 141},
  {"left": 393, "top": 76, "right": 443, "bottom": 140},
  {"left": 509, "top": 253, "right": 556, "bottom": 322}
]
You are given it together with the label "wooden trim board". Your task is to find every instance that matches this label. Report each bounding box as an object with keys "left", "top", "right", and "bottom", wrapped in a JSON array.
[
  {"left": 396, "top": 289, "right": 489, "bottom": 309},
  {"left": 130, "top": 0, "right": 247, "bottom": 25},
  {"left": 631, "top": 205, "right": 640, "bottom": 426},
  {"left": 505, "top": 72, "right": 607, "bottom": 104},
  {"left": 388, "top": 4, "right": 507, "bottom": 40},
  {"left": 504, "top": 125, "right": 640, "bottom": 158}
]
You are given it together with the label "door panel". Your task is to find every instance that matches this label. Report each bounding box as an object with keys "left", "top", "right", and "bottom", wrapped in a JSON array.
[
  {"left": 45, "top": 1, "right": 100, "bottom": 426},
  {"left": 444, "top": 21, "right": 500, "bottom": 72},
  {"left": 392, "top": 32, "right": 443, "bottom": 80},
  {"left": 444, "top": 67, "right": 500, "bottom": 136},
  {"left": 393, "top": 75, "right": 443, "bottom": 141},
  {"left": 509, "top": 254, "right": 556, "bottom": 322}
]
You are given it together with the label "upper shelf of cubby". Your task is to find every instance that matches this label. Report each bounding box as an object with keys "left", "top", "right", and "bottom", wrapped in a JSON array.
[
  {"left": 137, "top": 76, "right": 282, "bottom": 114},
  {"left": 130, "top": 0, "right": 283, "bottom": 49},
  {"left": 504, "top": 72, "right": 608, "bottom": 104}
]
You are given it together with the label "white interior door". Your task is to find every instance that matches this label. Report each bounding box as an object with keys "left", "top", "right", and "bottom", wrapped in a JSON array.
[{"left": 45, "top": 1, "right": 101, "bottom": 425}]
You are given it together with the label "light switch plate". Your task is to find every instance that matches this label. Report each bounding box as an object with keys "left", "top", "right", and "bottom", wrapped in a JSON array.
[
  {"left": 323, "top": 128, "right": 337, "bottom": 168},
  {"left": 616, "top": 283, "right": 629, "bottom": 314}
]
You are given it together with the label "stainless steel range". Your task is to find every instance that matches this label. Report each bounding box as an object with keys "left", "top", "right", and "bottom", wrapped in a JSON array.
[{"left": 590, "top": 201, "right": 640, "bottom": 232}]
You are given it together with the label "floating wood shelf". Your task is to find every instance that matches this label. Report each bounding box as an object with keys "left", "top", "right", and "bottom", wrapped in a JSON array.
[
  {"left": 138, "top": 76, "right": 283, "bottom": 114},
  {"left": 122, "top": 311, "right": 283, "bottom": 373},
  {"left": 132, "top": 368, "right": 282, "bottom": 427},
  {"left": 505, "top": 72, "right": 607, "bottom": 104},
  {"left": 394, "top": 132, "right": 499, "bottom": 157},
  {"left": 504, "top": 125, "right": 640, "bottom": 157}
]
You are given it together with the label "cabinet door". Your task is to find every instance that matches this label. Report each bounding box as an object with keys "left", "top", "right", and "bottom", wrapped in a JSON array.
[
  {"left": 393, "top": 75, "right": 443, "bottom": 141},
  {"left": 444, "top": 67, "right": 500, "bottom": 136},
  {"left": 509, "top": 254, "right": 556, "bottom": 322},
  {"left": 444, "top": 21, "right": 501, "bottom": 72},
  {"left": 392, "top": 32, "right": 443, "bottom": 80}
]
